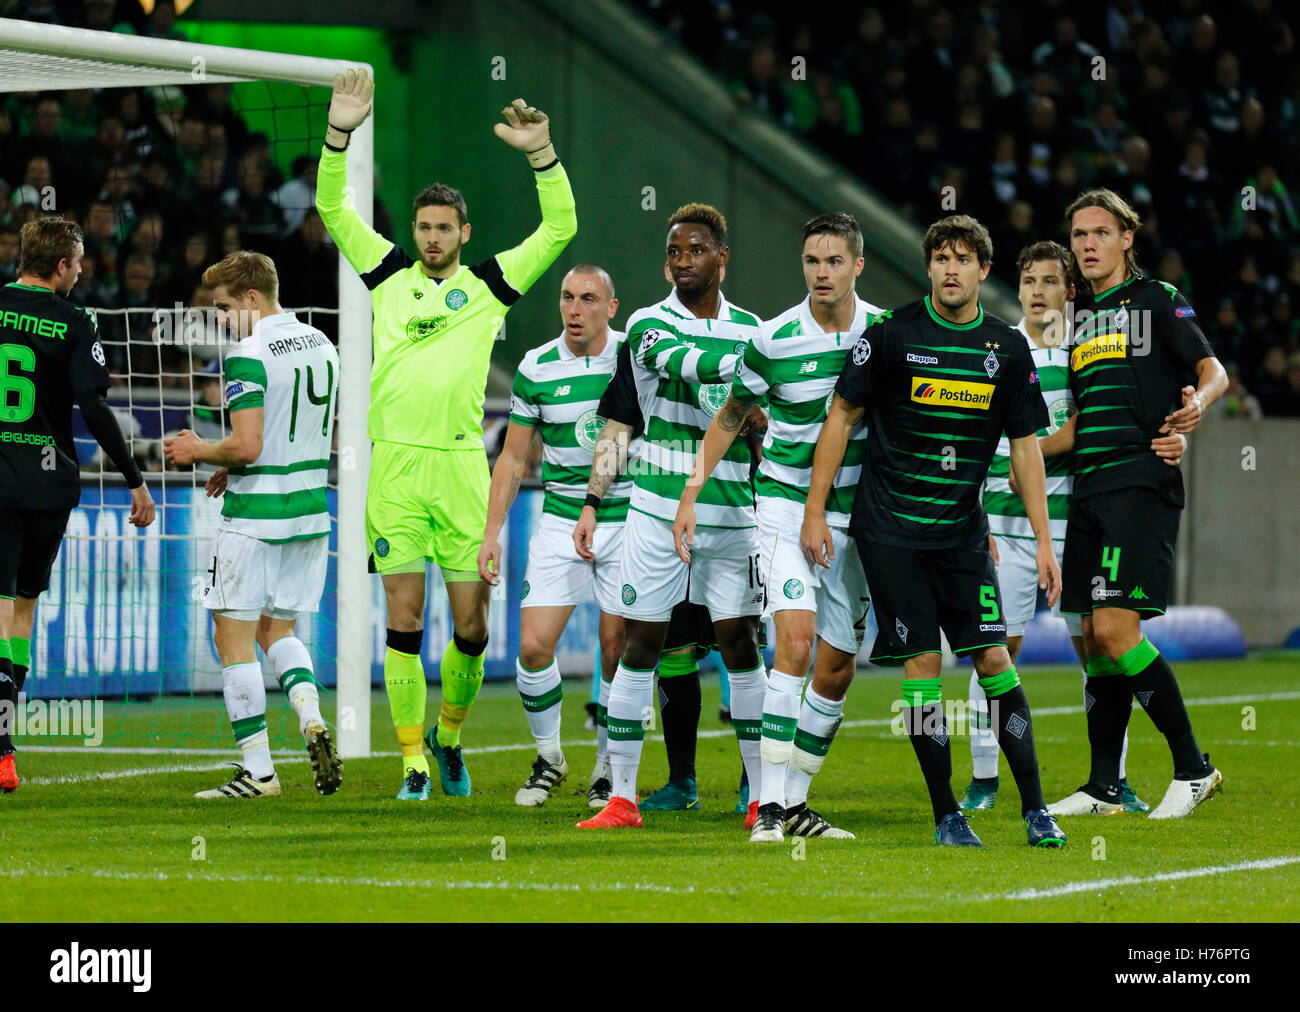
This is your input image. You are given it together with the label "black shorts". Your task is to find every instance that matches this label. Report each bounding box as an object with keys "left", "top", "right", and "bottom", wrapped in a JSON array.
[
  {"left": 664, "top": 600, "right": 714, "bottom": 653},
  {"left": 856, "top": 539, "right": 1006, "bottom": 664},
  {"left": 1061, "top": 487, "right": 1180, "bottom": 616},
  {"left": 0, "top": 507, "right": 71, "bottom": 598}
]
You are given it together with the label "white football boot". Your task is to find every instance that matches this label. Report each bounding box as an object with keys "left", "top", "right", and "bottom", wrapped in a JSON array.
[{"left": 195, "top": 765, "right": 281, "bottom": 799}]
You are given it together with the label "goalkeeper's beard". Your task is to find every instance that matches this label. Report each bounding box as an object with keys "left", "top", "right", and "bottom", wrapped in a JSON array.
[{"left": 422, "top": 244, "right": 460, "bottom": 271}]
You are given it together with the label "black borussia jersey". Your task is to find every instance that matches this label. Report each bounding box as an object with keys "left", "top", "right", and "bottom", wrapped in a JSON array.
[
  {"left": 596, "top": 340, "right": 646, "bottom": 438},
  {"left": 1066, "top": 275, "right": 1214, "bottom": 505},
  {"left": 835, "top": 296, "right": 1048, "bottom": 549},
  {"left": 0, "top": 283, "right": 111, "bottom": 509}
]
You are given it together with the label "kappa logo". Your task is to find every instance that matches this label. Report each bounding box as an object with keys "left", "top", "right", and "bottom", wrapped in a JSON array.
[
  {"left": 555, "top": 385, "right": 571, "bottom": 397},
  {"left": 1005, "top": 712, "right": 1028, "bottom": 739},
  {"left": 983, "top": 350, "right": 1000, "bottom": 377},
  {"left": 574, "top": 408, "right": 604, "bottom": 452},
  {"left": 895, "top": 618, "right": 908, "bottom": 644},
  {"left": 799, "top": 359, "right": 818, "bottom": 374},
  {"left": 1131, "top": 586, "right": 1149, "bottom": 600},
  {"left": 621, "top": 584, "right": 637, "bottom": 605},
  {"left": 783, "top": 579, "right": 805, "bottom": 600},
  {"left": 906, "top": 352, "right": 939, "bottom": 365},
  {"left": 851, "top": 334, "right": 872, "bottom": 366}
]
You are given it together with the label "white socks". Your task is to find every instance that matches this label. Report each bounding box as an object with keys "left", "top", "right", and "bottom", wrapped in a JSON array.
[
  {"left": 968, "top": 668, "right": 1000, "bottom": 779},
  {"left": 223, "top": 661, "right": 273, "bottom": 779},
  {"left": 516, "top": 658, "right": 564, "bottom": 764},
  {"left": 760, "top": 669, "right": 804, "bottom": 807},
  {"left": 785, "top": 686, "right": 843, "bottom": 808},
  {"left": 607, "top": 663, "right": 654, "bottom": 801},
  {"left": 727, "top": 664, "right": 768, "bottom": 807},
  {"left": 594, "top": 675, "right": 612, "bottom": 776},
  {"left": 266, "top": 637, "right": 322, "bottom": 738}
]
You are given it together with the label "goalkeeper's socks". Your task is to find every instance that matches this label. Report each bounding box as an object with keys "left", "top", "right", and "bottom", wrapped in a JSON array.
[
  {"left": 606, "top": 662, "right": 654, "bottom": 801},
  {"left": 902, "top": 678, "right": 958, "bottom": 824},
  {"left": 384, "top": 630, "right": 427, "bottom": 771},
  {"left": 657, "top": 650, "right": 701, "bottom": 782},
  {"left": 979, "top": 669, "right": 1046, "bottom": 815},
  {"left": 596, "top": 675, "right": 611, "bottom": 768},
  {"left": 224, "top": 661, "right": 273, "bottom": 780},
  {"left": 437, "top": 634, "right": 487, "bottom": 747},
  {"left": 11, "top": 635, "right": 29, "bottom": 693},
  {"left": 786, "top": 686, "right": 843, "bottom": 808},
  {"left": 1119, "top": 637, "right": 1204, "bottom": 773},
  {"left": 758, "top": 669, "right": 803, "bottom": 808},
  {"left": 727, "top": 664, "right": 767, "bottom": 799},
  {"left": 1084, "top": 655, "right": 1133, "bottom": 787},
  {"left": 968, "top": 667, "right": 999, "bottom": 779},
  {"left": 516, "top": 657, "right": 563, "bottom": 764},
  {"left": 267, "top": 637, "right": 323, "bottom": 736}
]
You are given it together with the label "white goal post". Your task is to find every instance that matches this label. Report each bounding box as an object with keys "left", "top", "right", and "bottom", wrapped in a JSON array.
[{"left": 0, "top": 18, "right": 374, "bottom": 758}]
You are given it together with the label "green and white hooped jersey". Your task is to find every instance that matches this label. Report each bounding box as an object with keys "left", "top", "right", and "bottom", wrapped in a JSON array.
[
  {"left": 625, "top": 288, "right": 762, "bottom": 529},
  {"left": 732, "top": 294, "right": 882, "bottom": 529},
  {"left": 221, "top": 312, "right": 339, "bottom": 543},
  {"left": 983, "top": 319, "right": 1073, "bottom": 541},
  {"left": 509, "top": 330, "right": 638, "bottom": 523}
]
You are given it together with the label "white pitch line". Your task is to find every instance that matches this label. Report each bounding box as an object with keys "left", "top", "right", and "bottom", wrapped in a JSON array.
[
  {"left": 981, "top": 855, "right": 1300, "bottom": 902},
  {"left": 0, "top": 865, "right": 717, "bottom": 896}
]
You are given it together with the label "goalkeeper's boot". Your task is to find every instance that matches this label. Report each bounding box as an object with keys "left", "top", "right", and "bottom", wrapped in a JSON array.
[
  {"left": 935, "top": 812, "right": 982, "bottom": 847},
  {"left": 749, "top": 802, "right": 785, "bottom": 843},
  {"left": 395, "top": 767, "right": 431, "bottom": 801},
  {"left": 1025, "top": 808, "right": 1068, "bottom": 848},
  {"left": 515, "top": 754, "right": 568, "bottom": 807},
  {"left": 425, "top": 727, "right": 471, "bottom": 797},
  {"left": 304, "top": 721, "right": 343, "bottom": 796},
  {"left": 733, "top": 767, "right": 749, "bottom": 815},
  {"left": 638, "top": 777, "right": 699, "bottom": 811},
  {"left": 195, "top": 765, "right": 281, "bottom": 800},
  {"left": 959, "top": 776, "right": 998, "bottom": 811},
  {"left": 783, "top": 802, "right": 855, "bottom": 839},
  {"left": 1047, "top": 781, "right": 1123, "bottom": 817},
  {"left": 1119, "top": 778, "right": 1150, "bottom": 813},
  {"left": 576, "top": 796, "right": 642, "bottom": 829},
  {"left": 1149, "top": 755, "right": 1222, "bottom": 820},
  {"left": 0, "top": 753, "right": 17, "bottom": 793}
]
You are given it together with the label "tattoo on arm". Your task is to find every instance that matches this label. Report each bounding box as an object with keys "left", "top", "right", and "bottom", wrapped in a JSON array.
[
  {"left": 717, "top": 396, "right": 747, "bottom": 433},
  {"left": 588, "top": 418, "right": 631, "bottom": 499}
]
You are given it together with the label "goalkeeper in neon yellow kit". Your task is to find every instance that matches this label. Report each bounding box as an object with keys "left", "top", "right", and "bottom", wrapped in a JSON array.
[{"left": 316, "top": 69, "right": 577, "bottom": 799}]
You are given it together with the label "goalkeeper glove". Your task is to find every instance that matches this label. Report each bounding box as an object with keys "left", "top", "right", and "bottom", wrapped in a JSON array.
[
  {"left": 325, "top": 67, "right": 375, "bottom": 151},
  {"left": 493, "top": 98, "right": 558, "bottom": 169}
]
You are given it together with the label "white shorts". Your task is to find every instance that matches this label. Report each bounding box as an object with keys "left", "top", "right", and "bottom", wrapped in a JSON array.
[
  {"left": 521, "top": 512, "right": 624, "bottom": 613},
  {"left": 756, "top": 497, "right": 870, "bottom": 656},
  {"left": 617, "top": 507, "right": 763, "bottom": 622},
  {"left": 992, "top": 534, "right": 1082, "bottom": 637},
  {"left": 202, "top": 529, "right": 328, "bottom": 622}
]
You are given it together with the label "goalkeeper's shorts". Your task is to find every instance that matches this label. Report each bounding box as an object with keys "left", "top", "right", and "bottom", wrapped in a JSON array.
[{"left": 366, "top": 440, "right": 489, "bottom": 579}]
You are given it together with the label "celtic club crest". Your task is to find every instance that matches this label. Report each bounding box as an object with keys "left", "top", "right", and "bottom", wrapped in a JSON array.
[
  {"left": 698, "top": 382, "right": 729, "bottom": 416},
  {"left": 1047, "top": 398, "right": 1075, "bottom": 433},
  {"left": 575, "top": 408, "right": 604, "bottom": 452}
]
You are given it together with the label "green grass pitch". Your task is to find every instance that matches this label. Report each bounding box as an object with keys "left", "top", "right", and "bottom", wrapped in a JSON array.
[{"left": 4, "top": 656, "right": 1298, "bottom": 922}]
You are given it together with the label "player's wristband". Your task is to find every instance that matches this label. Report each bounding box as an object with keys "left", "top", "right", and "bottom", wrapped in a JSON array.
[
  {"left": 526, "top": 141, "right": 558, "bottom": 171},
  {"left": 583, "top": 493, "right": 601, "bottom": 511},
  {"left": 324, "top": 124, "right": 353, "bottom": 152}
]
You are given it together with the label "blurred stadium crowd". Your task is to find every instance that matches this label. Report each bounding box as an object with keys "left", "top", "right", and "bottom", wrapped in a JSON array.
[{"left": 636, "top": 0, "right": 1300, "bottom": 417}]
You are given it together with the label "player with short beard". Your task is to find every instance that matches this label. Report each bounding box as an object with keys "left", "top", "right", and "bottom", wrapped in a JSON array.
[
  {"left": 805, "top": 215, "right": 1067, "bottom": 847},
  {"left": 674, "top": 212, "right": 883, "bottom": 843},
  {"left": 1050, "top": 189, "right": 1228, "bottom": 820}
]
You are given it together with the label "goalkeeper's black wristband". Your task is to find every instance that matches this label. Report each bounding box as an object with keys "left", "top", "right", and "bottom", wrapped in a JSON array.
[{"left": 583, "top": 493, "right": 601, "bottom": 511}]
